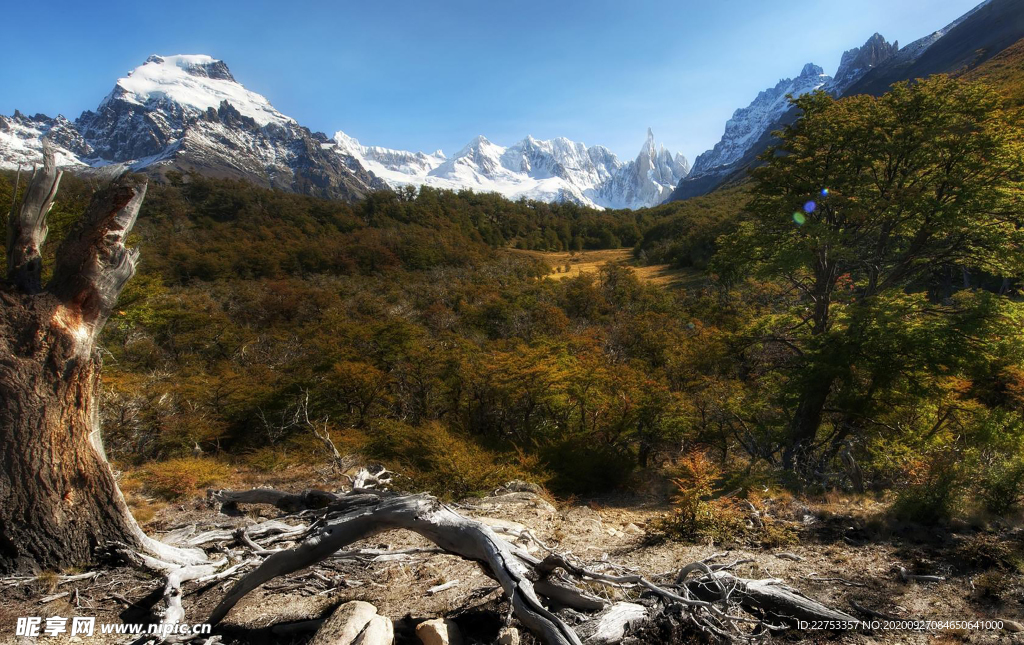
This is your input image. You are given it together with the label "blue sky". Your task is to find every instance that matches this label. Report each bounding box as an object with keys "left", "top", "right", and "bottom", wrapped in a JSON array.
[{"left": 0, "top": 0, "right": 985, "bottom": 162}]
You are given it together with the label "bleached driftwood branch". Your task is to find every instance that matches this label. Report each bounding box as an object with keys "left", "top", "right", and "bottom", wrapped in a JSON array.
[{"left": 115, "top": 469, "right": 858, "bottom": 644}]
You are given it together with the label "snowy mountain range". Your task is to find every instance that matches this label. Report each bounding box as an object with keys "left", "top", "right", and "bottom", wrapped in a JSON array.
[
  {"left": 1, "top": 0, "right": 1012, "bottom": 209},
  {"left": 688, "top": 63, "right": 831, "bottom": 178},
  {"left": 0, "top": 54, "right": 687, "bottom": 210},
  {"left": 686, "top": 34, "right": 903, "bottom": 180},
  {"left": 335, "top": 128, "right": 689, "bottom": 209}
]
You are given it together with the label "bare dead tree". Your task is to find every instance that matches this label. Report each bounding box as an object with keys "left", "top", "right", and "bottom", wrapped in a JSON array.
[{"left": 0, "top": 145, "right": 203, "bottom": 573}]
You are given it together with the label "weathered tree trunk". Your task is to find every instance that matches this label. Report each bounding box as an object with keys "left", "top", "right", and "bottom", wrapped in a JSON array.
[
  {"left": 0, "top": 147, "right": 151, "bottom": 573},
  {"left": 782, "top": 374, "right": 834, "bottom": 470}
]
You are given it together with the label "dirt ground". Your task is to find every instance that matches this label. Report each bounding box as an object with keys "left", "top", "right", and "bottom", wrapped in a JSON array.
[{"left": 2, "top": 470, "right": 1023, "bottom": 645}]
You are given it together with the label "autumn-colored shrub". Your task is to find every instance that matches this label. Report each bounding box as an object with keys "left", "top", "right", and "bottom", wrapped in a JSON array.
[
  {"left": 140, "top": 457, "right": 231, "bottom": 500},
  {"left": 244, "top": 447, "right": 291, "bottom": 473},
  {"left": 980, "top": 456, "right": 1024, "bottom": 516},
  {"left": 892, "top": 454, "right": 967, "bottom": 524},
  {"left": 364, "top": 420, "right": 529, "bottom": 499},
  {"left": 657, "top": 452, "right": 744, "bottom": 542}
]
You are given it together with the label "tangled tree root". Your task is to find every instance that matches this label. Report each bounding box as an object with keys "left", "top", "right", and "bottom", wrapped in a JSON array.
[{"left": 115, "top": 470, "right": 857, "bottom": 644}]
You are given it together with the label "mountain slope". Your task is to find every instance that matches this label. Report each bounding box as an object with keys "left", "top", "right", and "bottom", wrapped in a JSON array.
[
  {"left": 669, "top": 0, "right": 1024, "bottom": 203},
  {"left": 688, "top": 64, "right": 831, "bottom": 178},
  {"left": 960, "top": 35, "right": 1024, "bottom": 106},
  {"left": 335, "top": 128, "right": 689, "bottom": 210},
  {"left": 843, "top": 0, "right": 1020, "bottom": 97}
]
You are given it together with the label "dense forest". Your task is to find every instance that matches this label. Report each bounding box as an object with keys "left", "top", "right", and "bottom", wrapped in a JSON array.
[{"left": 2, "top": 75, "right": 1022, "bottom": 535}]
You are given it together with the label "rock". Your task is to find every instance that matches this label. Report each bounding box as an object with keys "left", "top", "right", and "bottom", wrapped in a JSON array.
[
  {"left": 565, "top": 506, "right": 603, "bottom": 534},
  {"left": 624, "top": 523, "right": 643, "bottom": 535},
  {"left": 1003, "top": 620, "right": 1024, "bottom": 633},
  {"left": 311, "top": 601, "right": 378, "bottom": 645},
  {"left": 415, "top": 618, "right": 463, "bottom": 645},
  {"left": 497, "top": 627, "right": 520, "bottom": 645},
  {"left": 354, "top": 615, "right": 394, "bottom": 645},
  {"left": 494, "top": 480, "right": 543, "bottom": 495}
]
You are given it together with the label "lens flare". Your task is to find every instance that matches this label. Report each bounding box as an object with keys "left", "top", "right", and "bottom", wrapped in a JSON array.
[
  {"left": 820, "top": 188, "right": 830, "bottom": 197},
  {"left": 803, "top": 200, "right": 817, "bottom": 213},
  {"left": 792, "top": 212, "right": 806, "bottom": 225}
]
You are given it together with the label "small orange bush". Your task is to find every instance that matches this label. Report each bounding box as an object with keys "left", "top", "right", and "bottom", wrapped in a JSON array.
[{"left": 141, "top": 457, "right": 230, "bottom": 500}]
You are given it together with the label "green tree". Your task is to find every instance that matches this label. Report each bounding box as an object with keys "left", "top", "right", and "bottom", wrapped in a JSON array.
[{"left": 716, "top": 76, "right": 1024, "bottom": 470}]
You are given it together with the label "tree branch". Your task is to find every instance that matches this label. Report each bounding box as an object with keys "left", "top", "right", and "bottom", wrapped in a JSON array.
[
  {"left": 6, "top": 143, "right": 62, "bottom": 293},
  {"left": 47, "top": 172, "right": 147, "bottom": 344}
]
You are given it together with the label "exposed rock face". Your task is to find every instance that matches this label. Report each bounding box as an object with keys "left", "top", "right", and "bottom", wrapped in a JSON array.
[{"left": 827, "top": 33, "right": 900, "bottom": 94}]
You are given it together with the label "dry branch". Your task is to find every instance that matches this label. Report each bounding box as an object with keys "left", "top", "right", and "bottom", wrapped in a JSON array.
[
  {"left": 6, "top": 143, "right": 61, "bottom": 292},
  {"left": 106, "top": 472, "right": 859, "bottom": 644},
  {"left": 196, "top": 484, "right": 857, "bottom": 644}
]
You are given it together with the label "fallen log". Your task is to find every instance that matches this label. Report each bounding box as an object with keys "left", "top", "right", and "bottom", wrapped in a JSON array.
[
  {"left": 208, "top": 493, "right": 585, "bottom": 645},
  {"left": 110, "top": 474, "right": 859, "bottom": 645},
  {"left": 203, "top": 486, "right": 858, "bottom": 644}
]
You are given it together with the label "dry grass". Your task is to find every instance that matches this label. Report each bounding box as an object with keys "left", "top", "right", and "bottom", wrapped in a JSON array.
[
  {"left": 631, "top": 263, "right": 705, "bottom": 289},
  {"left": 511, "top": 248, "right": 703, "bottom": 289},
  {"left": 511, "top": 248, "right": 633, "bottom": 280},
  {"left": 138, "top": 457, "right": 232, "bottom": 501}
]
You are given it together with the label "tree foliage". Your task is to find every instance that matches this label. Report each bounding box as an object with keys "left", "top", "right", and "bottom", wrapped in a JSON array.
[{"left": 715, "top": 76, "right": 1024, "bottom": 479}]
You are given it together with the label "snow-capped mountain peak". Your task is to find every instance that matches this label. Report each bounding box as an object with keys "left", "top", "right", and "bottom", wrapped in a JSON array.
[
  {"left": 332, "top": 131, "right": 447, "bottom": 187},
  {"left": 0, "top": 111, "right": 91, "bottom": 169},
  {"left": 641, "top": 127, "right": 656, "bottom": 156},
  {"left": 102, "top": 54, "right": 293, "bottom": 128},
  {"left": 432, "top": 135, "right": 507, "bottom": 182},
  {"left": 0, "top": 54, "right": 381, "bottom": 200},
  {"left": 2, "top": 53, "right": 686, "bottom": 208}
]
